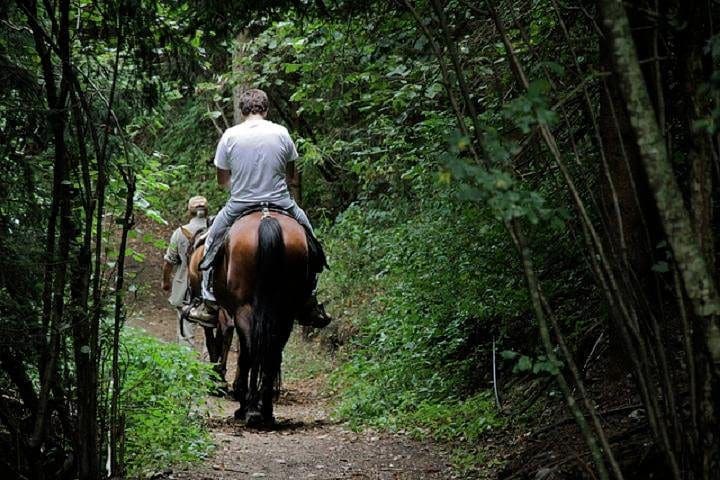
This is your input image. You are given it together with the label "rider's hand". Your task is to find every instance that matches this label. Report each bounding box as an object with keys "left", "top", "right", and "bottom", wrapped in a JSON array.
[{"left": 161, "top": 280, "right": 171, "bottom": 292}]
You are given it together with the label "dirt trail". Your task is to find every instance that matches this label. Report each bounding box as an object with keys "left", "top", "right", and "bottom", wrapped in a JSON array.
[
  {"left": 127, "top": 217, "right": 455, "bottom": 480},
  {"left": 170, "top": 375, "right": 454, "bottom": 480},
  {"left": 136, "top": 324, "right": 455, "bottom": 480}
]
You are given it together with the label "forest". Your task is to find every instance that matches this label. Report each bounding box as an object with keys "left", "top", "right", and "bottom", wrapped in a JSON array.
[{"left": 1, "top": 0, "right": 720, "bottom": 479}]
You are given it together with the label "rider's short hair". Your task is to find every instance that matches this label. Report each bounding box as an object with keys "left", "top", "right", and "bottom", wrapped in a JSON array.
[{"left": 240, "top": 89, "right": 269, "bottom": 116}]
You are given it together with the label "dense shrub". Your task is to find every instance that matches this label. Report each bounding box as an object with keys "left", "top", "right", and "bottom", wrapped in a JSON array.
[
  {"left": 120, "top": 328, "right": 215, "bottom": 477},
  {"left": 321, "top": 186, "right": 593, "bottom": 442},
  {"left": 322, "top": 194, "right": 511, "bottom": 430}
]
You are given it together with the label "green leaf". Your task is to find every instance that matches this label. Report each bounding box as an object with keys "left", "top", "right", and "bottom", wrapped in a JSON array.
[
  {"left": 500, "top": 350, "right": 518, "bottom": 360},
  {"left": 515, "top": 356, "right": 532, "bottom": 372}
]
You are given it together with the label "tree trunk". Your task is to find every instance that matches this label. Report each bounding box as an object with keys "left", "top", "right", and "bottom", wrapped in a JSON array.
[
  {"left": 597, "top": 30, "right": 658, "bottom": 283},
  {"left": 110, "top": 170, "right": 136, "bottom": 477},
  {"left": 232, "top": 31, "right": 249, "bottom": 125},
  {"left": 599, "top": 0, "right": 720, "bottom": 477},
  {"left": 600, "top": 0, "right": 720, "bottom": 359},
  {"left": 675, "top": 2, "right": 715, "bottom": 267},
  {"left": 597, "top": 35, "right": 657, "bottom": 379}
]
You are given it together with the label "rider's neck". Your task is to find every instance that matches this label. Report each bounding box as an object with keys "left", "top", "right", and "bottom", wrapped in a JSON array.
[
  {"left": 244, "top": 113, "right": 266, "bottom": 122},
  {"left": 187, "top": 215, "right": 207, "bottom": 229}
]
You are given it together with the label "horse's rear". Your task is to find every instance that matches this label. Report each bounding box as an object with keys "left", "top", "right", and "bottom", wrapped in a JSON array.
[{"left": 191, "top": 211, "right": 309, "bottom": 425}]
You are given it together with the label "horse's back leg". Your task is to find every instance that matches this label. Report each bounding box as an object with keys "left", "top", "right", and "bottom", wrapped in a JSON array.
[
  {"left": 204, "top": 326, "right": 219, "bottom": 364},
  {"left": 258, "top": 316, "right": 294, "bottom": 424},
  {"left": 202, "top": 326, "right": 229, "bottom": 397},
  {"left": 259, "top": 348, "right": 282, "bottom": 424},
  {"left": 214, "top": 312, "right": 231, "bottom": 363},
  {"left": 232, "top": 305, "right": 252, "bottom": 419},
  {"left": 218, "top": 324, "right": 233, "bottom": 382}
]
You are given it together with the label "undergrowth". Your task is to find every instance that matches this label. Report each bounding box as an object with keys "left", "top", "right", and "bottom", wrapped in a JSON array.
[
  {"left": 283, "top": 332, "right": 334, "bottom": 381},
  {"left": 320, "top": 188, "right": 589, "bottom": 472},
  {"left": 323, "top": 194, "right": 519, "bottom": 435},
  {"left": 120, "top": 328, "right": 215, "bottom": 477}
]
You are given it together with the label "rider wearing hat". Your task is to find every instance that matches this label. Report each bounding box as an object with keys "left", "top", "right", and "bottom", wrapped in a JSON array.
[
  {"left": 162, "top": 195, "right": 211, "bottom": 346},
  {"left": 187, "top": 89, "right": 331, "bottom": 328}
]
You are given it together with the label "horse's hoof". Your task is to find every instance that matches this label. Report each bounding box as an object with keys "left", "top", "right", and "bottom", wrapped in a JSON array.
[
  {"left": 244, "top": 410, "right": 263, "bottom": 427},
  {"left": 234, "top": 407, "right": 247, "bottom": 420}
]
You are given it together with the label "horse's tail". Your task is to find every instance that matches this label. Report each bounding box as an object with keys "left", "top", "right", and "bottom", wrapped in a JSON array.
[{"left": 250, "top": 216, "right": 288, "bottom": 398}]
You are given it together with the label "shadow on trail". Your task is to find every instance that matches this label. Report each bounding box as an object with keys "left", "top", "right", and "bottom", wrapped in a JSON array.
[
  {"left": 251, "top": 418, "right": 334, "bottom": 432},
  {"left": 206, "top": 415, "right": 335, "bottom": 433}
]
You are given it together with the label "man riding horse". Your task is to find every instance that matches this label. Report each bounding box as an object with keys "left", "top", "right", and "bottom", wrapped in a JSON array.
[{"left": 186, "top": 88, "right": 331, "bottom": 328}]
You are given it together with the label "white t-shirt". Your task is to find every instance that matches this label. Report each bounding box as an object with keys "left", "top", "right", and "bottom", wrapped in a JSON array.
[{"left": 214, "top": 118, "right": 298, "bottom": 207}]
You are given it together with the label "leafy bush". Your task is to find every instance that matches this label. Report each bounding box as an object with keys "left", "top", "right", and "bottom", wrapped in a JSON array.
[
  {"left": 401, "top": 392, "right": 502, "bottom": 443},
  {"left": 322, "top": 181, "right": 592, "bottom": 448},
  {"left": 121, "top": 328, "right": 215, "bottom": 477},
  {"left": 324, "top": 194, "right": 518, "bottom": 431}
]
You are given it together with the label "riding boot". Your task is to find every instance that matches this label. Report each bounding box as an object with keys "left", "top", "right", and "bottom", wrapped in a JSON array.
[
  {"left": 297, "top": 290, "right": 332, "bottom": 328},
  {"left": 296, "top": 228, "right": 332, "bottom": 327},
  {"left": 187, "top": 300, "right": 219, "bottom": 325},
  {"left": 185, "top": 268, "right": 219, "bottom": 325}
]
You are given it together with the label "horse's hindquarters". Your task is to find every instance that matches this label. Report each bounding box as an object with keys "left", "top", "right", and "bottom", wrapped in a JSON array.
[{"left": 224, "top": 212, "right": 310, "bottom": 426}]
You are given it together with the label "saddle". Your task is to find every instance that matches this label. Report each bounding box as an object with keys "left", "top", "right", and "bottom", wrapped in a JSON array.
[
  {"left": 201, "top": 203, "right": 328, "bottom": 273},
  {"left": 237, "top": 204, "right": 327, "bottom": 272}
]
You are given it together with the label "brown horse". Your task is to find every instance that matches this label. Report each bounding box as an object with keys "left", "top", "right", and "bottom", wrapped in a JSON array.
[
  {"left": 185, "top": 245, "right": 234, "bottom": 384},
  {"left": 188, "top": 211, "right": 309, "bottom": 425}
]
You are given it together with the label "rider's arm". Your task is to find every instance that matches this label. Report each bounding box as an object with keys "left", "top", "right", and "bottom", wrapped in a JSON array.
[
  {"left": 162, "top": 229, "right": 181, "bottom": 291},
  {"left": 284, "top": 130, "right": 301, "bottom": 202},
  {"left": 214, "top": 131, "right": 231, "bottom": 190},
  {"left": 217, "top": 168, "right": 231, "bottom": 190},
  {"left": 286, "top": 161, "right": 301, "bottom": 202},
  {"left": 161, "top": 261, "right": 173, "bottom": 291}
]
